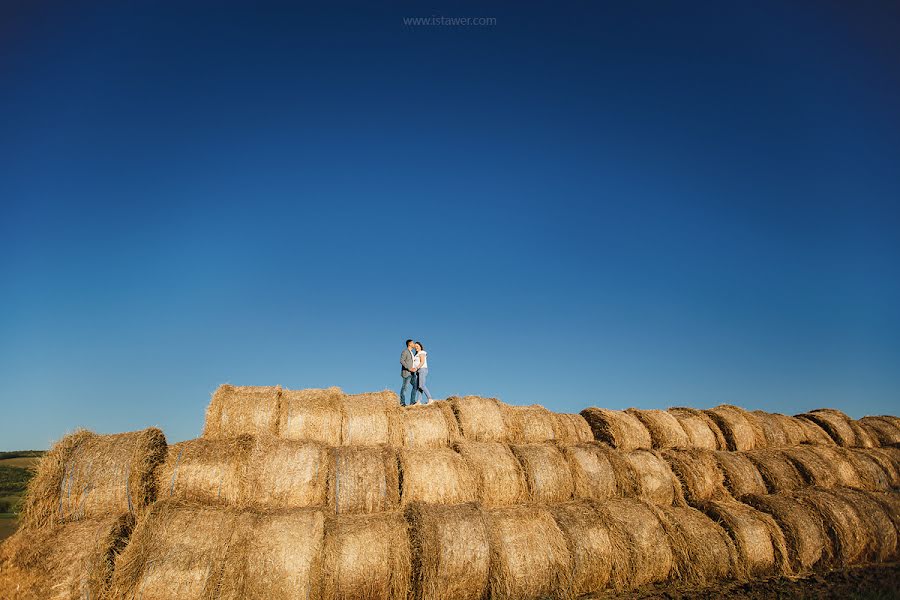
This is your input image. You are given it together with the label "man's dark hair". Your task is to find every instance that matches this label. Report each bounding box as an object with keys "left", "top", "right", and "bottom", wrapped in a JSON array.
[
  {"left": 405, "top": 339, "right": 414, "bottom": 346},
  {"left": 416, "top": 341, "right": 425, "bottom": 350}
]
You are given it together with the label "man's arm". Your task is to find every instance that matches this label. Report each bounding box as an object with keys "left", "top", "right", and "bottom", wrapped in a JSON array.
[{"left": 400, "top": 350, "right": 413, "bottom": 371}]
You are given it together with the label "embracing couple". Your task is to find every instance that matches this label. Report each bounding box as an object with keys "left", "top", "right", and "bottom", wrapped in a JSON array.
[{"left": 399, "top": 339, "right": 433, "bottom": 406}]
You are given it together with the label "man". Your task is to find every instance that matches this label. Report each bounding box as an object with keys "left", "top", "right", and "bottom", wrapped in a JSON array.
[{"left": 399, "top": 339, "right": 418, "bottom": 406}]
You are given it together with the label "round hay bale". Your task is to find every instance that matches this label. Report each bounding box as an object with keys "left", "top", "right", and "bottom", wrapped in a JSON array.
[
  {"left": 858, "top": 416, "right": 900, "bottom": 446},
  {"left": 668, "top": 407, "right": 727, "bottom": 450},
  {"left": 156, "top": 436, "right": 251, "bottom": 506},
  {"left": 713, "top": 451, "right": 767, "bottom": 498},
  {"left": 743, "top": 493, "right": 828, "bottom": 572},
  {"left": 870, "top": 491, "right": 900, "bottom": 538},
  {"left": 453, "top": 442, "right": 527, "bottom": 507},
  {"left": 580, "top": 408, "right": 652, "bottom": 451},
  {"left": 802, "top": 445, "right": 862, "bottom": 487},
  {"left": 781, "top": 446, "right": 842, "bottom": 489},
  {"left": 793, "top": 488, "right": 869, "bottom": 566},
  {"left": 743, "top": 450, "right": 806, "bottom": 493},
  {"left": 551, "top": 413, "right": 594, "bottom": 444},
  {"left": 827, "top": 488, "right": 898, "bottom": 562},
  {"left": 203, "top": 384, "right": 281, "bottom": 438},
  {"left": 797, "top": 409, "right": 875, "bottom": 448},
  {"left": 1, "top": 514, "right": 133, "bottom": 600},
  {"left": 865, "top": 448, "right": 900, "bottom": 487},
  {"left": 700, "top": 500, "right": 790, "bottom": 578},
  {"left": 703, "top": 405, "right": 765, "bottom": 451},
  {"left": 504, "top": 404, "right": 558, "bottom": 443},
  {"left": 321, "top": 511, "right": 410, "bottom": 600},
  {"left": 22, "top": 428, "right": 166, "bottom": 529},
  {"left": 764, "top": 413, "right": 809, "bottom": 447},
  {"left": 485, "top": 506, "right": 571, "bottom": 600},
  {"left": 625, "top": 409, "right": 690, "bottom": 449},
  {"left": 244, "top": 437, "right": 328, "bottom": 509},
  {"left": 750, "top": 411, "right": 789, "bottom": 447},
  {"left": 550, "top": 502, "right": 617, "bottom": 596},
  {"left": 278, "top": 387, "right": 343, "bottom": 445},
  {"left": 448, "top": 396, "right": 509, "bottom": 442},
  {"left": 327, "top": 446, "right": 400, "bottom": 515},
  {"left": 594, "top": 498, "right": 673, "bottom": 589},
  {"left": 560, "top": 443, "right": 620, "bottom": 500},
  {"left": 399, "top": 448, "right": 476, "bottom": 506},
  {"left": 794, "top": 416, "right": 835, "bottom": 445},
  {"left": 841, "top": 448, "right": 893, "bottom": 492},
  {"left": 406, "top": 503, "right": 490, "bottom": 600},
  {"left": 647, "top": 504, "right": 738, "bottom": 585},
  {"left": 661, "top": 449, "right": 729, "bottom": 504},
  {"left": 400, "top": 400, "right": 461, "bottom": 448},
  {"left": 510, "top": 444, "right": 575, "bottom": 503},
  {"left": 871, "top": 445, "right": 900, "bottom": 475},
  {"left": 622, "top": 449, "right": 685, "bottom": 506},
  {"left": 341, "top": 391, "right": 402, "bottom": 446}
]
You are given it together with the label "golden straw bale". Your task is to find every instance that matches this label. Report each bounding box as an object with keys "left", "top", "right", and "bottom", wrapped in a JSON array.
[
  {"left": 797, "top": 409, "right": 875, "bottom": 448},
  {"left": 750, "top": 411, "right": 789, "bottom": 447},
  {"left": 872, "top": 445, "right": 900, "bottom": 475},
  {"left": 661, "top": 449, "right": 729, "bottom": 505},
  {"left": 0, "top": 514, "right": 132, "bottom": 600},
  {"left": 870, "top": 491, "right": 900, "bottom": 538},
  {"left": 550, "top": 502, "right": 617, "bottom": 596},
  {"left": 203, "top": 384, "right": 281, "bottom": 438},
  {"left": 448, "top": 396, "right": 509, "bottom": 442},
  {"left": 794, "top": 416, "right": 835, "bottom": 445},
  {"left": 321, "top": 511, "right": 410, "bottom": 600},
  {"left": 713, "top": 451, "right": 767, "bottom": 498},
  {"left": 511, "top": 444, "right": 575, "bottom": 503},
  {"left": 700, "top": 500, "right": 791, "bottom": 578},
  {"left": 560, "top": 443, "right": 621, "bottom": 500},
  {"left": 841, "top": 448, "right": 893, "bottom": 492},
  {"left": 622, "top": 449, "right": 685, "bottom": 506},
  {"left": 858, "top": 416, "right": 900, "bottom": 446},
  {"left": 743, "top": 493, "right": 829, "bottom": 572},
  {"left": 771, "top": 413, "right": 809, "bottom": 446},
  {"left": 157, "top": 436, "right": 251, "bottom": 506},
  {"left": 22, "top": 428, "right": 166, "bottom": 529},
  {"left": 668, "top": 407, "right": 727, "bottom": 450},
  {"left": 802, "top": 445, "right": 862, "bottom": 487},
  {"left": 580, "top": 408, "right": 652, "bottom": 451},
  {"left": 453, "top": 442, "right": 528, "bottom": 507},
  {"left": 406, "top": 503, "right": 490, "bottom": 600},
  {"left": 341, "top": 391, "right": 402, "bottom": 446},
  {"left": 399, "top": 447, "right": 476, "bottom": 506},
  {"left": 551, "top": 413, "right": 594, "bottom": 444},
  {"left": 243, "top": 437, "right": 327, "bottom": 509},
  {"left": 647, "top": 504, "right": 739, "bottom": 586},
  {"left": 743, "top": 450, "right": 806, "bottom": 493},
  {"left": 793, "top": 488, "right": 870, "bottom": 566},
  {"left": 865, "top": 448, "right": 900, "bottom": 487},
  {"left": 780, "top": 446, "right": 841, "bottom": 489},
  {"left": 594, "top": 498, "right": 673, "bottom": 589},
  {"left": 278, "top": 387, "right": 343, "bottom": 445},
  {"left": 703, "top": 405, "right": 766, "bottom": 451},
  {"left": 625, "top": 409, "right": 690, "bottom": 449},
  {"left": 400, "top": 400, "right": 460, "bottom": 448},
  {"left": 485, "top": 506, "right": 571, "bottom": 600},
  {"left": 504, "top": 405, "right": 558, "bottom": 443},
  {"left": 327, "top": 446, "right": 399, "bottom": 515},
  {"left": 827, "top": 488, "right": 898, "bottom": 562}
]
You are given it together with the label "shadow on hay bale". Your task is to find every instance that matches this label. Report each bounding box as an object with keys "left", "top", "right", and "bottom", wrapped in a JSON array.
[
  {"left": 453, "top": 442, "right": 528, "bottom": 507},
  {"left": 667, "top": 407, "right": 727, "bottom": 450},
  {"left": 743, "top": 450, "right": 806, "bottom": 494},
  {"left": 743, "top": 492, "right": 829, "bottom": 572},
  {"left": 22, "top": 428, "right": 166, "bottom": 529},
  {"left": 560, "top": 443, "right": 627, "bottom": 501},
  {"left": 703, "top": 405, "right": 766, "bottom": 451},
  {"left": 579, "top": 408, "right": 652, "bottom": 451},
  {"left": 594, "top": 498, "right": 673, "bottom": 589},
  {"left": 620, "top": 449, "right": 686, "bottom": 507},
  {"left": 796, "top": 409, "right": 876, "bottom": 448},
  {"left": 661, "top": 448, "right": 730, "bottom": 505},
  {"left": 858, "top": 415, "right": 900, "bottom": 446},
  {"left": 713, "top": 451, "right": 767, "bottom": 498},
  {"left": 750, "top": 411, "right": 808, "bottom": 447},
  {"left": 625, "top": 409, "right": 689, "bottom": 449},
  {"left": 698, "top": 500, "right": 791, "bottom": 580}
]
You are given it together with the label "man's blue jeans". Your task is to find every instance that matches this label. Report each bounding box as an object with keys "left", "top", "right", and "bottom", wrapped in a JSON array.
[{"left": 400, "top": 373, "right": 415, "bottom": 406}]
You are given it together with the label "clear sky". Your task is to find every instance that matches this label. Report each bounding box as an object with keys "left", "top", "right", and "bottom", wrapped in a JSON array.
[{"left": 2, "top": 1, "right": 899, "bottom": 450}]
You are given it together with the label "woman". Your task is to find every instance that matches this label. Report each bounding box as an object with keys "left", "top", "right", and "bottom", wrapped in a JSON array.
[{"left": 413, "top": 341, "right": 433, "bottom": 405}]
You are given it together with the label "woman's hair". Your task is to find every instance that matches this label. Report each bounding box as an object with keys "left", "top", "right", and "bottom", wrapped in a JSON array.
[{"left": 415, "top": 341, "right": 424, "bottom": 350}]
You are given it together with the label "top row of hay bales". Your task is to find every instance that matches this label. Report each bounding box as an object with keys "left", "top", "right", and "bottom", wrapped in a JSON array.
[
  {"left": 580, "top": 405, "right": 900, "bottom": 451},
  {"left": 203, "top": 386, "right": 593, "bottom": 447}
]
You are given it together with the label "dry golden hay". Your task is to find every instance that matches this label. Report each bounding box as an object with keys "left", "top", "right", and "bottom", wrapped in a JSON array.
[
  {"left": 621, "top": 449, "right": 685, "bottom": 506},
  {"left": 327, "top": 446, "right": 400, "bottom": 515},
  {"left": 453, "top": 442, "right": 528, "bottom": 507},
  {"left": 661, "top": 449, "right": 729, "bottom": 505},
  {"left": 793, "top": 416, "right": 835, "bottom": 445},
  {"left": 156, "top": 435, "right": 252, "bottom": 506},
  {"left": 399, "top": 447, "right": 476, "bottom": 506},
  {"left": 625, "top": 409, "right": 689, "bottom": 449},
  {"left": 713, "top": 451, "right": 767, "bottom": 499},
  {"left": 703, "top": 405, "right": 766, "bottom": 451},
  {"left": 278, "top": 387, "right": 343, "bottom": 445},
  {"left": 399, "top": 400, "right": 461, "bottom": 448},
  {"left": 593, "top": 498, "right": 673, "bottom": 589},
  {"left": 743, "top": 450, "right": 806, "bottom": 493},
  {"left": 871, "top": 445, "right": 900, "bottom": 475},
  {"left": 560, "top": 443, "right": 622, "bottom": 501},
  {"left": 647, "top": 503, "right": 739, "bottom": 586},
  {"left": 743, "top": 492, "right": 829, "bottom": 572},
  {"left": 549, "top": 502, "right": 617, "bottom": 596},
  {"left": 485, "top": 505, "right": 571, "bottom": 600},
  {"left": 579, "top": 408, "right": 652, "bottom": 451},
  {"left": 800, "top": 445, "right": 862, "bottom": 488},
  {"left": 0, "top": 513, "right": 133, "bottom": 600},
  {"left": 504, "top": 404, "right": 558, "bottom": 443},
  {"left": 668, "top": 407, "right": 727, "bottom": 450},
  {"left": 243, "top": 436, "right": 328, "bottom": 509},
  {"left": 793, "top": 488, "right": 870, "bottom": 566},
  {"left": 341, "top": 391, "right": 402, "bottom": 446},
  {"left": 510, "top": 444, "right": 575, "bottom": 503},
  {"left": 858, "top": 416, "right": 900, "bottom": 446},
  {"left": 321, "top": 511, "right": 410, "bottom": 600},
  {"left": 797, "top": 409, "right": 875, "bottom": 448},
  {"left": 551, "top": 413, "right": 594, "bottom": 444},
  {"left": 203, "top": 384, "right": 281, "bottom": 438},
  {"left": 826, "top": 487, "right": 898, "bottom": 563},
  {"left": 406, "top": 503, "right": 490, "bottom": 600},
  {"left": 22, "top": 427, "right": 166, "bottom": 529},
  {"left": 870, "top": 491, "right": 900, "bottom": 538},
  {"left": 750, "top": 411, "right": 789, "bottom": 447},
  {"left": 699, "top": 500, "right": 791, "bottom": 579},
  {"left": 840, "top": 448, "right": 893, "bottom": 492},
  {"left": 780, "top": 445, "right": 843, "bottom": 489},
  {"left": 865, "top": 448, "right": 900, "bottom": 487},
  {"left": 448, "top": 396, "right": 509, "bottom": 442}
]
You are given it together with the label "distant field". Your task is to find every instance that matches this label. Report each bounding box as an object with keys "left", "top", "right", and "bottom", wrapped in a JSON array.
[
  {"left": 0, "top": 457, "right": 41, "bottom": 469},
  {"left": 0, "top": 516, "right": 17, "bottom": 542},
  {"left": 0, "top": 451, "right": 43, "bottom": 540}
]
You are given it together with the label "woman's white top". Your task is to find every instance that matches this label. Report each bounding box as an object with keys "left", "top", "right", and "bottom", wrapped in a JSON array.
[{"left": 417, "top": 351, "right": 428, "bottom": 369}]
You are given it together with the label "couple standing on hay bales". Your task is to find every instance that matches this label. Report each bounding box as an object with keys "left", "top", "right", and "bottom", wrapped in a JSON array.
[{"left": 399, "top": 339, "right": 433, "bottom": 406}]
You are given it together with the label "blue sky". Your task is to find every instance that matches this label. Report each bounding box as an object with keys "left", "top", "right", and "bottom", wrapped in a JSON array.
[{"left": 1, "top": 1, "right": 899, "bottom": 450}]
